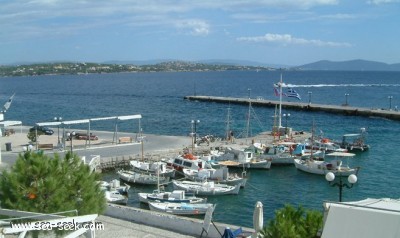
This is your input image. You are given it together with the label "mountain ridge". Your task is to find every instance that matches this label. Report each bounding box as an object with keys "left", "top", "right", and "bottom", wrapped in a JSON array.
[{"left": 296, "top": 59, "right": 400, "bottom": 71}]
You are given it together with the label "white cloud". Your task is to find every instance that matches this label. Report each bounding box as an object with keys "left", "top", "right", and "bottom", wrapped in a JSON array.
[
  {"left": 176, "top": 20, "right": 210, "bottom": 36},
  {"left": 367, "top": 0, "right": 400, "bottom": 4},
  {"left": 237, "top": 33, "right": 352, "bottom": 47}
]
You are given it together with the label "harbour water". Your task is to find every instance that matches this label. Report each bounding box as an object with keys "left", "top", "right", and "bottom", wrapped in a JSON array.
[{"left": 1, "top": 70, "right": 400, "bottom": 228}]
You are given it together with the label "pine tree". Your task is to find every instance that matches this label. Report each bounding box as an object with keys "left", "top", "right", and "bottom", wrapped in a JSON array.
[{"left": 0, "top": 151, "right": 106, "bottom": 215}]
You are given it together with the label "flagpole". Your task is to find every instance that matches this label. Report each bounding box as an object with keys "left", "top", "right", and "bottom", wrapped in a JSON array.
[{"left": 279, "top": 71, "right": 283, "bottom": 128}]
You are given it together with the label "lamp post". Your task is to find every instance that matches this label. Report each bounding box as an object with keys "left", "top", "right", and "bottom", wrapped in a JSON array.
[
  {"left": 283, "top": 113, "right": 290, "bottom": 135},
  {"left": 308, "top": 91, "right": 312, "bottom": 105},
  {"left": 388, "top": 96, "right": 393, "bottom": 110},
  {"left": 344, "top": 93, "right": 349, "bottom": 106},
  {"left": 23, "top": 144, "right": 33, "bottom": 153},
  {"left": 191, "top": 120, "right": 200, "bottom": 152},
  {"left": 325, "top": 172, "right": 358, "bottom": 202},
  {"left": 54, "top": 117, "right": 62, "bottom": 146},
  {"left": 66, "top": 131, "right": 76, "bottom": 153},
  {"left": 247, "top": 88, "right": 252, "bottom": 99}
]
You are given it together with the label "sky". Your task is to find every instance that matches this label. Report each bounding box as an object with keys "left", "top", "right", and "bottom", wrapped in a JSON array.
[{"left": 1, "top": 0, "right": 399, "bottom": 66}]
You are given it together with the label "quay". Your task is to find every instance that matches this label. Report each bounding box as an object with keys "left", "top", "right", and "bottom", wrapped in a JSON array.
[{"left": 184, "top": 95, "right": 400, "bottom": 121}]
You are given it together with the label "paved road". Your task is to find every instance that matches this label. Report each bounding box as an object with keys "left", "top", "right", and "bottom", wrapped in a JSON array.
[{"left": 0, "top": 126, "right": 192, "bottom": 168}]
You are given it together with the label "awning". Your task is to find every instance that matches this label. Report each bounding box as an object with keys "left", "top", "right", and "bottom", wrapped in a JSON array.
[{"left": 0, "top": 121, "right": 22, "bottom": 127}]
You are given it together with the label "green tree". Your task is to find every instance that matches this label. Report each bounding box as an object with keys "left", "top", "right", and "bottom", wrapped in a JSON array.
[
  {"left": 27, "top": 131, "right": 42, "bottom": 142},
  {"left": 259, "top": 204, "right": 323, "bottom": 238},
  {"left": 0, "top": 151, "right": 106, "bottom": 215}
]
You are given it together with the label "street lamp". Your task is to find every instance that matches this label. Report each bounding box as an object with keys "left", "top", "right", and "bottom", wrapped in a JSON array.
[
  {"left": 325, "top": 172, "right": 358, "bottom": 202},
  {"left": 283, "top": 113, "right": 290, "bottom": 135},
  {"left": 344, "top": 93, "right": 350, "bottom": 106},
  {"left": 191, "top": 120, "right": 200, "bottom": 152},
  {"left": 247, "top": 88, "right": 251, "bottom": 99},
  {"left": 23, "top": 144, "right": 33, "bottom": 153},
  {"left": 54, "top": 117, "right": 62, "bottom": 146},
  {"left": 388, "top": 96, "right": 393, "bottom": 110},
  {"left": 308, "top": 91, "right": 312, "bottom": 105},
  {"left": 66, "top": 131, "right": 76, "bottom": 153}
]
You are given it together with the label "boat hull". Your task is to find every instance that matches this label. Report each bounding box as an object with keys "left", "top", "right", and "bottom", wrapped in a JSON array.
[
  {"left": 294, "top": 159, "right": 358, "bottom": 176},
  {"left": 172, "top": 180, "right": 240, "bottom": 195},
  {"left": 138, "top": 191, "right": 205, "bottom": 204},
  {"left": 148, "top": 202, "right": 212, "bottom": 215},
  {"left": 118, "top": 170, "right": 170, "bottom": 185}
]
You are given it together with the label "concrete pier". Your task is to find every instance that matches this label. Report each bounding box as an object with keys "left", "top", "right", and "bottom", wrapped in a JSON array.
[{"left": 184, "top": 95, "right": 400, "bottom": 121}]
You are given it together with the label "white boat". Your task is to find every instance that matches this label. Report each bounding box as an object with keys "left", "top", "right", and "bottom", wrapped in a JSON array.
[
  {"left": 259, "top": 142, "right": 297, "bottom": 165},
  {"left": 130, "top": 160, "right": 175, "bottom": 178},
  {"left": 294, "top": 152, "right": 360, "bottom": 176},
  {"left": 172, "top": 180, "right": 240, "bottom": 196},
  {"left": 138, "top": 189, "right": 205, "bottom": 204},
  {"left": 104, "top": 190, "right": 128, "bottom": 205},
  {"left": 215, "top": 147, "right": 271, "bottom": 169},
  {"left": 312, "top": 137, "right": 347, "bottom": 153},
  {"left": 336, "top": 128, "right": 370, "bottom": 152},
  {"left": 148, "top": 202, "right": 213, "bottom": 216},
  {"left": 117, "top": 170, "right": 170, "bottom": 185},
  {"left": 292, "top": 143, "right": 324, "bottom": 159},
  {"left": 99, "top": 179, "right": 130, "bottom": 196},
  {"left": 182, "top": 167, "right": 247, "bottom": 188},
  {"left": 168, "top": 153, "right": 212, "bottom": 172}
]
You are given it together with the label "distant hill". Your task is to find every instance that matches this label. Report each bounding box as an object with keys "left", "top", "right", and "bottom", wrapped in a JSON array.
[{"left": 296, "top": 59, "right": 400, "bottom": 71}]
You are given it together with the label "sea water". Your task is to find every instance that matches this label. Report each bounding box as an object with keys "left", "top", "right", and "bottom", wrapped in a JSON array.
[{"left": 1, "top": 70, "right": 399, "bottom": 227}]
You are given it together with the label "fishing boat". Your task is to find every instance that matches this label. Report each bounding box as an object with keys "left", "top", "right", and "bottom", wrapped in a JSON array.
[
  {"left": 172, "top": 180, "right": 240, "bottom": 196},
  {"left": 99, "top": 179, "right": 130, "bottom": 196},
  {"left": 182, "top": 166, "right": 247, "bottom": 188},
  {"left": 312, "top": 137, "right": 347, "bottom": 153},
  {"left": 215, "top": 146, "right": 271, "bottom": 169},
  {"left": 138, "top": 189, "right": 205, "bottom": 204},
  {"left": 117, "top": 170, "right": 170, "bottom": 185},
  {"left": 167, "top": 153, "right": 212, "bottom": 172},
  {"left": 148, "top": 202, "right": 213, "bottom": 216},
  {"left": 294, "top": 152, "right": 360, "bottom": 176},
  {"left": 336, "top": 128, "right": 370, "bottom": 152},
  {"left": 259, "top": 142, "right": 297, "bottom": 165},
  {"left": 130, "top": 160, "right": 176, "bottom": 178},
  {"left": 104, "top": 190, "right": 128, "bottom": 205}
]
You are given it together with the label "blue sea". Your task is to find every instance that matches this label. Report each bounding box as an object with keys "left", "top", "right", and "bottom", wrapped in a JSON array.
[{"left": 1, "top": 70, "right": 399, "bottom": 228}]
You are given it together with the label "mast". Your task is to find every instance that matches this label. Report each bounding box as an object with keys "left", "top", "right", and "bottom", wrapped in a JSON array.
[
  {"left": 225, "top": 106, "right": 232, "bottom": 141},
  {"left": 278, "top": 71, "right": 283, "bottom": 128},
  {"left": 273, "top": 104, "right": 277, "bottom": 142},
  {"left": 246, "top": 101, "right": 251, "bottom": 138}
]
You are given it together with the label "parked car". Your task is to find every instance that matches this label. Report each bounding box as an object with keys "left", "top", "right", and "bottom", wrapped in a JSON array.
[
  {"left": 75, "top": 132, "right": 99, "bottom": 140},
  {"left": 29, "top": 126, "right": 54, "bottom": 135}
]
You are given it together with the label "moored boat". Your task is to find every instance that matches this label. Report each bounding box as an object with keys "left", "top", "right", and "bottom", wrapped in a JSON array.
[
  {"left": 130, "top": 160, "right": 176, "bottom": 178},
  {"left": 294, "top": 152, "right": 359, "bottom": 176},
  {"left": 104, "top": 190, "right": 128, "bottom": 205},
  {"left": 99, "top": 179, "right": 130, "bottom": 196},
  {"left": 172, "top": 180, "right": 240, "bottom": 196},
  {"left": 182, "top": 167, "right": 247, "bottom": 188},
  {"left": 168, "top": 153, "right": 212, "bottom": 172},
  {"left": 117, "top": 170, "right": 170, "bottom": 185},
  {"left": 336, "top": 128, "right": 370, "bottom": 152},
  {"left": 138, "top": 189, "right": 205, "bottom": 204},
  {"left": 215, "top": 147, "right": 271, "bottom": 169},
  {"left": 148, "top": 202, "right": 213, "bottom": 216}
]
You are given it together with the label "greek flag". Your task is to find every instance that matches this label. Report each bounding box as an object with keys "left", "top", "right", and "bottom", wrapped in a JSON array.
[{"left": 286, "top": 88, "right": 301, "bottom": 100}]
